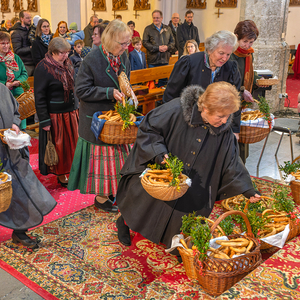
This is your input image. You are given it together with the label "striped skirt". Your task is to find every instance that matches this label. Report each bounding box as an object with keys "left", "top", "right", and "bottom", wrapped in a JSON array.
[{"left": 68, "top": 137, "right": 131, "bottom": 197}]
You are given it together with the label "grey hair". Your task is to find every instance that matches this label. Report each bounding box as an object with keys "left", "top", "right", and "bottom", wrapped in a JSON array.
[{"left": 205, "top": 30, "right": 237, "bottom": 53}]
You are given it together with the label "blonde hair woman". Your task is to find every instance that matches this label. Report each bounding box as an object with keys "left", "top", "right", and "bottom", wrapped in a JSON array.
[
  {"left": 182, "top": 39, "right": 199, "bottom": 56},
  {"left": 68, "top": 20, "right": 133, "bottom": 212}
]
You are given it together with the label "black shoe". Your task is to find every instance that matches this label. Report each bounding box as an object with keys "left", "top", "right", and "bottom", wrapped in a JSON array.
[
  {"left": 94, "top": 197, "right": 119, "bottom": 213},
  {"left": 57, "top": 177, "right": 68, "bottom": 187},
  {"left": 12, "top": 232, "right": 39, "bottom": 249},
  {"left": 116, "top": 215, "right": 131, "bottom": 246}
]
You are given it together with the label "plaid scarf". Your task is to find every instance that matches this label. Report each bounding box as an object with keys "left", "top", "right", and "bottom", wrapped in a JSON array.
[
  {"left": 41, "top": 33, "right": 52, "bottom": 46},
  {"left": 43, "top": 52, "right": 74, "bottom": 102},
  {"left": 102, "top": 45, "right": 121, "bottom": 74},
  {"left": 0, "top": 51, "right": 19, "bottom": 83}
]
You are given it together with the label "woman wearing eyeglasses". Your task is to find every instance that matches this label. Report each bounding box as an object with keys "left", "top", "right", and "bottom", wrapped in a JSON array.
[
  {"left": 31, "top": 18, "right": 53, "bottom": 66},
  {"left": 34, "top": 37, "right": 79, "bottom": 187},
  {"left": 0, "top": 31, "right": 28, "bottom": 131},
  {"left": 68, "top": 20, "right": 132, "bottom": 212}
]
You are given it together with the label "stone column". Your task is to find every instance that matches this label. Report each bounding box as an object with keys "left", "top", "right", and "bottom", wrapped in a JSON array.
[{"left": 240, "top": 0, "right": 290, "bottom": 112}]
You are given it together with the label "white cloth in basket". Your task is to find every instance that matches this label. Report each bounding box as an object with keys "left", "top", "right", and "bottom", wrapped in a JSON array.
[
  {"left": 3, "top": 129, "right": 31, "bottom": 149},
  {"left": 241, "top": 108, "right": 275, "bottom": 129}
]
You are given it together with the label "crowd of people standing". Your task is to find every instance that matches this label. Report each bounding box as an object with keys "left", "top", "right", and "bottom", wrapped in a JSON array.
[{"left": 0, "top": 9, "right": 262, "bottom": 253}]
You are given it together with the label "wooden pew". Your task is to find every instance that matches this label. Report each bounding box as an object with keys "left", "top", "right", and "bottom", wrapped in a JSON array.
[
  {"left": 130, "top": 64, "right": 174, "bottom": 114},
  {"left": 28, "top": 76, "right": 34, "bottom": 88}
]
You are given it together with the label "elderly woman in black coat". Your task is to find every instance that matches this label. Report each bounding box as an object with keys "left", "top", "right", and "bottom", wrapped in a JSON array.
[
  {"left": 68, "top": 20, "right": 132, "bottom": 212},
  {"left": 116, "top": 82, "right": 260, "bottom": 247}
]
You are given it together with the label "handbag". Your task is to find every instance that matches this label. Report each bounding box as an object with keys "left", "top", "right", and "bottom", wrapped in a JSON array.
[{"left": 44, "top": 131, "right": 59, "bottom": 166}]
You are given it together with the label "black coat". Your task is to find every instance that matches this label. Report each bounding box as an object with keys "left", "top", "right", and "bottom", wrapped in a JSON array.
[
  {"left": 69, "top": 51, "right": 82, "bottom": 75},
  {"left": 75, "top": 47, "right": 131, "bottom": 145},
  {"left": 11, "top": 23, "right": 34, "bottom": 65},
  {"left": 163, "top": 52, "right": 242, "bottom": 133},
  {"left": 116, "top": 85, "right": 255, "bottom": 247},
  {"left": 177, "top": 20, "right": 200, "bottom": 58},
  {"left": 31, "top": 36, "right": 51, "bottom": 66},
  {"left": 142, "top": 23, "right": 175, "bottom": 65},
  {"left": 168, "top": 20, "right": 179, "bottom": 55}
]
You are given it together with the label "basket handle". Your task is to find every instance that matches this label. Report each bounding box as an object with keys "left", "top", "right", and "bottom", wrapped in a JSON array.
[
  {"left": 210, "top": 210, "right": 254, "bottom": 238},
  {"left": 243, "top": 195, "right": 273, "bottom": 214}
]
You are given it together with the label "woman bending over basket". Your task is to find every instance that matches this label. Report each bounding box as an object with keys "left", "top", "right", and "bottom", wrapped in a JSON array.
[
  {"left": 0, "top": 83, "right": 56, "bottom": 248},
  {"left": 34, "top": 37, "right": 79, "bottom": 186},
  {"left": 68, "top": 20, "right": 132, "bottom": 213},
  {"left": 0, "top": 31, "right": 28, "bottom": 132},
  {"left": 116, "top": 81, "right": 261, "bottom": 247}
]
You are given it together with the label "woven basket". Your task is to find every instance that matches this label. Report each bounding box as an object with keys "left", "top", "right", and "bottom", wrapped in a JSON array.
[
  {"left": 239, "top": 126, "right": 270, "bottom": 144},
  {"left": 256, "top": 78, "right": 279, "bottom": 86},
  {"left": 16, "top": 92, "right": 36, "bottom": 120},
  {"left": 290, "top": 180, "right": 300, "bottom": 205},
  {"left": 178, "top": 220, "right": 226, "bottom": 280},
  {"left": 99, "top": 121, "right": 138, "bottom": 144},
  {"left": 0, "top": 180, "right": 12, "bottom": 213},
  {"left": 141, "top": 173, "right": 189, "bottom": 201},
  {"left": 0, "top": 129, "right": 25, "bottom": 145},
  {"left": 194, "top": 210, "right": 262, "bottom": 296}
]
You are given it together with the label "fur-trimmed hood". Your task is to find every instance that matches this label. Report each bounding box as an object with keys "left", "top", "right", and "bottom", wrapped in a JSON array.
[{"left": 180, "top": 85, "right": 233, "bottom": 135}]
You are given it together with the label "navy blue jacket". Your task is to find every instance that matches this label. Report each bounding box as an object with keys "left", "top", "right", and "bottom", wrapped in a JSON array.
[{"left": 129, "top": 49, "right": 146, "bottom": 71}]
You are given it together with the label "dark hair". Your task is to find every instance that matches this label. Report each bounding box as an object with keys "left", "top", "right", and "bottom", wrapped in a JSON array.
[
  {"left": 127, "top": 20, "right": 135, "bottom": 27},
  {"left": 185, "top": 10, "right": 194, "bottom": 17},
  {"left": 19, "top": 10, "right": 28, "bottom": 19},
  {"left": 0, "top": 31, "right": 10, "bottom": 42},
  {"left": 116, "top": 14, "right": 122, "bottom": 20},
  {"left": 132, "top": 36, "right": 141, "bottom": 45},
  {"left": 93, "top": 24, "right": 105, "bottom": 37},
  {"left": 35, "top": 19, "right": 51, "bottom": 37},
  {"left": 152, "top": 10, "right": 163, "bottom": 17},
  {"left": 74, "top": 39, "right": 84, "bottom": 47},
  {"left": 234, "top": 20, "right": 259, "bottom": 41}
]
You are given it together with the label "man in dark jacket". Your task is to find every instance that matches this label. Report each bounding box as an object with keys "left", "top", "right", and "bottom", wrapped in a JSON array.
[
  {"left": 177, "top": 10, "right": 200, "bottom": 58},
  {"left": 83, "top": 15, "right": 99, "bottom": 47},
  {"left": 142, "top": 10, "right": 175, "bottom": 87},
  {"left": 11, "top": 10, "right": 35, "bottom": 76},
  {"left": 168, "top": 13, "right": 180, "bottom": 55}
]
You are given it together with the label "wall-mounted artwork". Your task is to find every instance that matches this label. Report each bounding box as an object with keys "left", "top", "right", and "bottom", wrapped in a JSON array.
[
  {"left": 13, "top": 0, "right": 24, "bottom": 13},
  {"left": 27, "top": 0, "right": 37, "bottom": 12},
  {"left": 92, "top": 0, "right": 106, "bottom": 11},
  {"left": 186, "top": 0, "right": 206, "bottom": 9},
  {"left": 215, "top": 0, "right": 237, "bottom": 8},
  {"left": 134, "top": 0, "right": 150, "bottom": 10},
  {"left": 1, "top": 0, "right": 11, "bottom": 13},
  {"left": 290, "top": 0, "right": 300, "bottom": 6},
  {"left": 112, "top": 0, "right": 128, "bottom": 11}
]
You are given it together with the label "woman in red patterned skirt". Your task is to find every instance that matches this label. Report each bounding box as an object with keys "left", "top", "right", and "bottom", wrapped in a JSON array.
[
  {"left": 34, "top": 37, "right": 79, "bottom": 186},
  {"left": 68, "top": 20, "right": 132, "bottom": 212}
]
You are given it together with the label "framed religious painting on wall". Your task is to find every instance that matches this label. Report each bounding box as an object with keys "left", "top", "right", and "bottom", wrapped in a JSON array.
[
  {"left": 186, "top": 0, "right": 206, "bottom": 9},
  {"left": 290, "top": 0, "right": 300, "bottom": 6},
  {"left": 215, "top": 0, "right": 237, "bottom": 8},
  {"left": 133, "top": 0, "right": 150, "bottom": 11},
  {"left": 112, "top": 0, "right": 128, "bottom": 11},
  {"left": 92, "top": 0, "right": 106, "bottom": 11}
]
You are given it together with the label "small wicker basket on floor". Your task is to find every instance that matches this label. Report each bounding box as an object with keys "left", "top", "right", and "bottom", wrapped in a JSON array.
[
  {"left": 99, "top": 121, "right": 138, "bottom": 144},
  {"left": 239, "top": 126, "right": 270, "bottom": 144},
  {"left": 141, "top": 173, "right": 189, "bottom": 201},
  {"left": 0, "top": 180, "right": 12, "bottom": 213},
  {"left": 16, "top": 92, "right": 36, "bottom": 120},
  {"left": 256, "top": 78, "right": 279, "bottom": 86},
  {"left": 193, "top": 210, "right": 262, "bottom": 297}
]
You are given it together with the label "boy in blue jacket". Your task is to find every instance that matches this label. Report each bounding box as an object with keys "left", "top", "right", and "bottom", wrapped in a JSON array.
[{"left": 129, "top": 37, "right": 146, "bottom": 71}]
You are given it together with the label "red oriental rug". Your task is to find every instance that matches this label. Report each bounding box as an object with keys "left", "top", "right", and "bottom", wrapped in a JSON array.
[
  {"left": 1, "top": 178, "right": 300, "bottom": 299},
  {"left": 285, "top": 75, "right": 300, "bottom": 108},
  {"left": 0, "top": 138, "right": 95, "bottom": 242}
]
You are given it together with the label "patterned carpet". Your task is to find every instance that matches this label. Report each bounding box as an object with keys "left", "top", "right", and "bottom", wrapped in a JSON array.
[
  {"left": 0, "top": 178, "right": 300, "bottom": 299},
  {"left": 0, "top": 138, "right": 95, "bottom": 242},
  {"left": 285, "top": 75, "right": 300, "bottom": 108}
]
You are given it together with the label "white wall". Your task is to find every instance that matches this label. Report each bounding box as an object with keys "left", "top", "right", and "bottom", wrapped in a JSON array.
[{"left": 286, "top": 6, "right": 300, "bottom": 48}]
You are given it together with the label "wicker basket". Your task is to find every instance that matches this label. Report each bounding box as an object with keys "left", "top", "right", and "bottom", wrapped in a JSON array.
[
  {"left": 16, "top": 92, "right": 36, "bottom": 120},
  {"left": 256, "top": 78, "right": 279, "bottom": 86},
  {"left": 141, "top": 173, "right": 189, "bottom": 201},
  {"left": 193, "top": 210, "right": 262, "bottom": 296},
  {"left": 178, "top": 220, "right": 226, "bottom": 280},
  {"left": 290, "top": 180, "right": 300, "bottom": 205},
  {"left": 239, "top": 126, "right": 270, "bottom": 144},
  {"left": 0, "top": 180, "right": 12, "bottom": 213},
  {"left": 0, "top": 129, "right": 25, "bottom": 145},
  {"left": 99, "top": 121, "right": 138, "bottom": 144}
]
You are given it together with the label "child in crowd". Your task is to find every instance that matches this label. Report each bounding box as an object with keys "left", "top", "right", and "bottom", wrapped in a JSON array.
[
  {"left": 129, "top": 36, "right": 146, "bottom": 71},
  {"left": 67, "top": 22, "right": 85, "bottom": 48},
  {"left": 69, "top": 39, "right": 84, "bottom": 75}
]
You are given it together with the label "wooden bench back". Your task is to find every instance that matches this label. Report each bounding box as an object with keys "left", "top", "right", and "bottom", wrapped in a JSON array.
[{"left": 130, "top": 64, "right": 174, "bottom": 85}]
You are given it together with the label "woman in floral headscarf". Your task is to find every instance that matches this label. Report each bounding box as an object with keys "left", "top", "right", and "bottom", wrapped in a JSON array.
[
  {"left": 34, "top": 37, "right": 78, "bottom": 187},
  {"left": 0, "top": 31, "right": 28, "bottom": 130}
]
